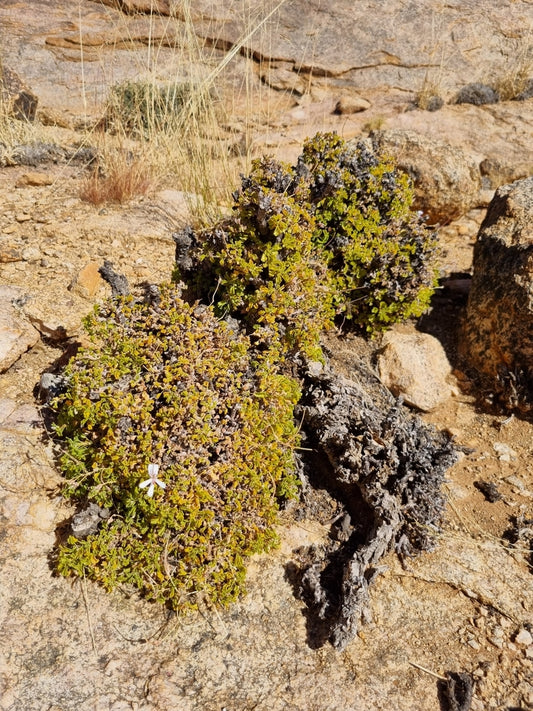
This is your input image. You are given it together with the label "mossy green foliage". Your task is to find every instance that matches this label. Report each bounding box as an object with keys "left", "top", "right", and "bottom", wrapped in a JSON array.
[
  {"left": 300, "top": 132, "right": 438, "bottom": 330},
  {"left": 192, "top": 158, "right": 335, "bottom": 363},
  {"left": 179, "top": 132, "right": 437, "bottom": 344},
  {"left": 52, "top": 284, "right": 300, "bottom": 610}
]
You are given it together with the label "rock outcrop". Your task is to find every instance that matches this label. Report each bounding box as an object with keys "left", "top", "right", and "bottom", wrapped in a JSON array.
[
  {"left": 462, "top": 177, "right": 533, "bottom": 413},
  {"left": 372, "top": 129, "right": 481, "bottom": 224},
  {"left": 0, "top": 286, "right": 40, "bottom": 372},
  {"left": 0, "top": 65, "right": 38, "bottom": 121},
  {"left": 2, "top": 0, "right": 533, "bottom": 123}
]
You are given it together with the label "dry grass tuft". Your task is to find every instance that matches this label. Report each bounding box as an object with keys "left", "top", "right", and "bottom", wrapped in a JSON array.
[
  {"left": 415, "top": 77, "right": 444, "bottom": 111},
  {"left": 79, "top": 150, "right": 154, "bottom": 205},
  {"left": 491, "top": 32, "right": 533, "bottom": 101},
  {"left": 77, "top": 0, "right": 290, "bottom": 220},
  {"left": 1, "top": 1, "right": 292, "bottom": 220}
]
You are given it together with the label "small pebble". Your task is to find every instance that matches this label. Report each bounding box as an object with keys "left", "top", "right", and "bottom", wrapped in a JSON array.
[
  {"left": 514, "top": 628, "right": 533, "bottom": 646},
  {"left": 22, "top": 247, "right": 41, "bottom": 263},
  {"left": 493, "top": 442, "right": 517, "bottom": 461},
  {"left": 488, "top": 629, "right": 505, "bottom": 648}
]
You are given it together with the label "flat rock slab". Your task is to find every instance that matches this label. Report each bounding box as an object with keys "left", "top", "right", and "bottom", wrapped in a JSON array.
[
  {"left": 1, "top": 0, "right": 533, "bottom": 118},
  {"left": 189, "top": 0, "right": 533, "bottom": 96}
]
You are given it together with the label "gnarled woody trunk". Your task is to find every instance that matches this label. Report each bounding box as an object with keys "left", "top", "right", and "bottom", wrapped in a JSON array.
[{"left": 293, "top": 363, "right": 457, "bottom": 650}]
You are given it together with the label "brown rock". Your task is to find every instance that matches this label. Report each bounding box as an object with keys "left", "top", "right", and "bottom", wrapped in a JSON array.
[
  {"left": 0, "top": 246, "right": 23, "bottom": 263},
  {"left": 462, "top": 178, "right": 533, "bottom": 412},
  {"left": 333, "top": 94, "right": 371, "bottom": 115},
  {"left": 372, "top": 129, "right": 481, "bottom": 224},
  {"left": 260, "top": 63, "right": 307, "bottom": 96},
  {"left": 377, "top": 329, "right": 453, "bottom": 411},
  {"left": 68, "top": 262, "right": 104, "bottom": 299},
  {"left": 15, "top": 172, "right": 54, "bottom": 188},
  {"left": 0, "top": 286, "right": 40, "bottom": 372},
  {"left": 479, "top": 158, "right": 531, "bottom": 190}
]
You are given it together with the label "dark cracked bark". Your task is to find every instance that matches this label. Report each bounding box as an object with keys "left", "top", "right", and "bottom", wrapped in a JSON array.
[
  {"left": 294, "top": 364, "right": 458, "bottom": 650},
  {"left": 98, "top": 260, "right": 130, "bottom": 297}
]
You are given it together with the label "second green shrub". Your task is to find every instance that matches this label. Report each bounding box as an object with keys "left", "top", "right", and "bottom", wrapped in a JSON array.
[{"left": 175, "top": 132, "right": 438, "bottom": 355}]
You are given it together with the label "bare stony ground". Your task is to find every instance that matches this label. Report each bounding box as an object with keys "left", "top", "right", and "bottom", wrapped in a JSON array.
[{"left": 1, "top": 2, "right": 533, "bottom": 710}]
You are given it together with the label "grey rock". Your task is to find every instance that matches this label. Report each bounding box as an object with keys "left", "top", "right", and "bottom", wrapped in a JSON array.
[
  {"left": 71, "top": 503, "right": 111, "bottom": 539},
  {"left": 0, "top": 143, "right": 97, "bottom": 168},
  {"left": 39, "top": 372, "right": 69, "bottom": 402},
  {"left": 455, "top": 83, "right": 499, "bottom": 106},
  {"left": 462, "top": 177, "right": 533, "bottom": 413}
]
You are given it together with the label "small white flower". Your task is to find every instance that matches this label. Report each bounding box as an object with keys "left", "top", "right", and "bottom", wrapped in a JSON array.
[{"left": 139, "top": 463, "right": 166, "bottom": 498}]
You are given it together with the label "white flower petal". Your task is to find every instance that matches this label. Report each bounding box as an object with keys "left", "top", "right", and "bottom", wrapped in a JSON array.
[
  {"left": 139, "top": 479, "right": 151, "bottom": 489},
  {"left": 147, "top": 483, "right": 155, "bottom": 497},
  {"left": 155, "top": 479, "right": 166, "bottom": 490},
  {"left": 148, "top": 463, "right": 159, "bottom": 477}
]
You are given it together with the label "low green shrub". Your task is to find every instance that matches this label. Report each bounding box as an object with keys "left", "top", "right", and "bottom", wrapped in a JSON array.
[
  {"left": 300, "top": 132, "right": 438, "bottom": 331},
  {"left": 179, "top": 157, "right": 335, "bottom": 363},
  {"left": 176, "top": 132, "right": 438, "bottom": 348},
  {"left": 52, "top": 132, "right": 438, "bottom": 614},
  {"left": 52, "top": 284, "right": 300, "bottom": 611}
]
